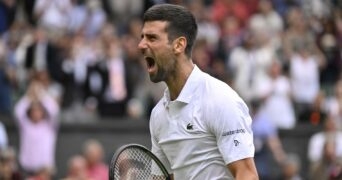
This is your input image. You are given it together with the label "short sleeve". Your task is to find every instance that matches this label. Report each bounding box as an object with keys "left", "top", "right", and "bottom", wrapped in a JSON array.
[{"left": 206, "top": 97, "right": 255, "bottom": 165}]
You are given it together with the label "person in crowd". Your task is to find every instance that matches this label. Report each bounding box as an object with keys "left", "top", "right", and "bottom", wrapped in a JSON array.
[
  {"left": 248, "top": 0, "right": 284, "bottom": 50},
  {"left": 282, "top": 7, "right": 326, "bottom": 67},
  {"left": 228, "top": 25, "right": 276, "bottom": 105},
  {"left": 24, "top": 27, "right": 65, "bottom": 83},
  {"left": 217, "top": 15, "right": 244, "bottom": 63},
  {"left": 317, "top": 19, "right": 341, "bottom": 91},
  {"left": 326, "top": 80, "right": 342, "bottom": 129},
  {"left": 63, "top": 155, "right": 91, "bottom": 180},
  {"left": 262, "top": 60, "right": 296, "bottom": 129},
  {"left": 81, "top": 0, "right": 107, "bottom": 38},
  {"left": 308, "top": 115, "right": 342, "bottom": 180},
  {"left": 251, "top": 98, "right": 287, "bottom": 179},
  {"left": 0, "top": 146, "right": 22, "bottom": 180},
  {"left": 289, "top": 41, "right": 322, "bottom": 121},
  {"left": 103, "top": 0, "right": 143, "bottom": 30},
  {"left": 14, "top": 80, "right": 60, "bottom": 177},
  {"left": 83, "top": 35, "right": 135, "bottom": 118},
  {"left": 0, "top": 38, "right": 16, "bottom": 115},
  {"left": 188, "top": 0, "right": 220, "bottom": 52},
  {"left": 82, "top": 139, "right": 108, "bottom": 180},
  {"left": 27, "top": 167, "right": 54, "bottom": 180},
  {"left": 309, "top": 136, "right": 342, "bottom": 180},
  {"left": 279, "top": 153, "right": 303, "bottom": 180},
  {"left": 33, "top": 0, "right": 72, "bottom": 36}
]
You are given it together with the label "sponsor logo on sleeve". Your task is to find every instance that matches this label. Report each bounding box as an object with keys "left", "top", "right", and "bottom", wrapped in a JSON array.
[
  {"left": 222, "top": 129, "right": 246, "bottom": 136},
  {"left": 234, "top": 139, "right": 240, "bottom": 146}
]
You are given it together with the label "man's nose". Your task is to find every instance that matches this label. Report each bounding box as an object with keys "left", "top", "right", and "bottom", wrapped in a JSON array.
[{"left": 138, "top": 39, "right": 147, "bottom": 50}]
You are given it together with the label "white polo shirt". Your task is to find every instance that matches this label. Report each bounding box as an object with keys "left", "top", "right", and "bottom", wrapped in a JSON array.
[{"left": 150, "top": 66, "right": 255, "bottom": 179}]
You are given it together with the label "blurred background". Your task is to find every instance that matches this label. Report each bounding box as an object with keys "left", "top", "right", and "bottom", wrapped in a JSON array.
[{"left": 0, "top": 0, "right": 342, "bottom": 179}]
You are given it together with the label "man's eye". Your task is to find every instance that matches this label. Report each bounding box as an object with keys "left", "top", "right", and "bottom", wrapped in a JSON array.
[{"left": 149, "top": 37, "right": 156, "bottom": 41}]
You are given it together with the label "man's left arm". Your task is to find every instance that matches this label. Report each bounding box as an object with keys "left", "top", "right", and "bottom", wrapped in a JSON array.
[
  {"left": 206, "top": 95, "right": 258, "bottom": 179},
  {"left": 227, "top": 157, "right": 259, "bottom": 180}
]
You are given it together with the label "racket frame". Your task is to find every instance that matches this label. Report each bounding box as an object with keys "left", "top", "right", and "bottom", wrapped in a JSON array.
[{"left": 109, "top": 143, "right": 171, "bottom": 180}]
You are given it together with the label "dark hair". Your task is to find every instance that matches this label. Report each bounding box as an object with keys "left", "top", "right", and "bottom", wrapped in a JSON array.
[
  {"left": 143, "top": 4, "right": 198, "bottom": 57},
  {"left": 26, "top": 101, "right": 48, "bottom": 120}
]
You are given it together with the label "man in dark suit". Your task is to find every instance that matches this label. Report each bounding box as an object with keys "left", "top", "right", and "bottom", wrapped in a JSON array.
[{"left": 24, "top": 28, "right": 64, "bottom": 83}]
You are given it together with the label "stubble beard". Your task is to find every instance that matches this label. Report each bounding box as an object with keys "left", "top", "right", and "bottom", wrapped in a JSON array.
[
  {"left": 149, "top": 66, "right": 167, "bottom": 83},
  {"left": 149, "top": 57, "right": 176, "bottom": 84}
]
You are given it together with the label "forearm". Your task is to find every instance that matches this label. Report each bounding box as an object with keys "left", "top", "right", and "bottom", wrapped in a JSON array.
[
  {"left": 268, "top": 136, "right": 286, "bottom": 164},
  {"left": 14, "top": 96, "right": 31, "bottom": 121},
  {"left": 40, "top": 93, "right": 60, "bottom": 118}
]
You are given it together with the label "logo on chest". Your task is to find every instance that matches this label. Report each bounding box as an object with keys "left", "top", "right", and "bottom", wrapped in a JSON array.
[
  {"left": 186, "top": 123, "right": 194, "bottom": 130},
  {"left": 183, "top": 122, "right": 202, "bottom": 135}
]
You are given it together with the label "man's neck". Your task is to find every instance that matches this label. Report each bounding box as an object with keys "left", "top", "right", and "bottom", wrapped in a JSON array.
[{"left": 166, "top": 61, "right": 194, "bottom": 101}]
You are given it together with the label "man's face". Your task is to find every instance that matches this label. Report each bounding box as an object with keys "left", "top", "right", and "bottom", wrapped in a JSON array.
[{"left": 138, "top": 21, "right": 177, "bottom": 83}]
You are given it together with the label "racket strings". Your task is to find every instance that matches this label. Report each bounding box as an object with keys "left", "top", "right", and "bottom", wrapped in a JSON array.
[{"left": 112, "top": 148, "right": 166, "bottom": 180}]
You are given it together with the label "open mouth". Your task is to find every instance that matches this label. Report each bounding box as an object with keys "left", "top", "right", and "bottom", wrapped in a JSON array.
[{"left": 145, "top": 57, "right": 156, "bottom": 70}]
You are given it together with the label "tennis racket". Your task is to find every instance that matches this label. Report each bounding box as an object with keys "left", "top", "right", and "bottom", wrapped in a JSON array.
[{"left": 109, "top": 144, "right": 171, "bottom": 180}]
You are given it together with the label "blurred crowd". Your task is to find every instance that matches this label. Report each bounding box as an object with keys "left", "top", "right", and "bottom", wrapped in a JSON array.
[{"left": 0, "top": 0, "right": 342, "bottom": 179}]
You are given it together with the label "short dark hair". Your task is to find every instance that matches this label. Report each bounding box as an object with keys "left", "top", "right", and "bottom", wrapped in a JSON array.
[{"left": 143, "top": 4, "right": 198, "bottom": 57}]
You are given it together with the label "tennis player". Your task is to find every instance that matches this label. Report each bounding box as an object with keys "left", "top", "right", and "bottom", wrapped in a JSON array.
[{"left": 138, "top": 4, "right": 259, "bottom": 180}]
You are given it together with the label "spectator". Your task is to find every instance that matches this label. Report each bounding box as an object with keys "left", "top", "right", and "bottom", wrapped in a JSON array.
[
  {"left": 217, "top": 15, "right": 244, "bottom": 62},
  {"left": 211, "top": 0, "right": 255, "bottom": 27},
  {"left": 0, "top": 147, "right": 22, "bottom": 180},
  {"left": 83, "top": 36, "right": 134, "bottom": 118},
  {"left": 192, "top": 39, "right": 213, "bottom": 74},
  {"left": 282, "top": 7, "right": 325, "bottom": 66},
  {"left": 67, "top": 0, "right": 87, "bottom": 35},
  {"left": 27, "top": 167, "right": 53, "bottom": 180},
  {"left": 14, "top": 80, "right": 60, "bottom": 176},
  {"left": 308, "top": 115, "right": 342, "bottom": 180},
  {"left": 24, "top": 27, "right": 64, "bottom": 83},
  {"left": 228, "top": 31, "right": 257, "bottom": 103},
  {"left": 326, "top": 80, "right": 342, "bottom": 129},
  {"left": 63, "top": 155, "right": 91, "bottom": 180},
  {"left": 317, "top": 19, "right": 341, "bottom": 91},
  {"left": 309, "top": 135, "right": 342, "bottom": 180},
  {"left": 229, "top": 26, "right": 276, "bottom": 104},
  {"left": 31, "top": 70, "right": 63, "bottom": 105},
  {"left": 263, "top": 60, "right": 296, "bottom": 129},
  {"left": 82, "top": 139, "right": 108, "bottom": 180},
  {"left": 0, "top": 38, "right": 16, "bottom": 115},
  {"left": 248, "top": 0, "right": 284, "bottom": 50},
  {"left": 33, "top": 0, "right": 72, "bottom": 36},
  {"left": 61, "top": 33, "right": 90, "bottom": 108},
  {"left": 188, "top": 0, "right": 220, "bottom": 51},
  {"left": 103, "top": 0, "right": 143, "bottom": 31},
  {"left": 279, "top": 153, "right": 303, "bottom": 180},
  {"left": 271, "top": 0, "right": 299, "bottom": 18},
  {"left": 81, "top": 0, "right": 107, "bottom": 38},
  {"left": 289, "top": 41, "right": 321, "bottom": 121},
  {"left": 251, "top": 99, "right": 287, "bottom": 179}
]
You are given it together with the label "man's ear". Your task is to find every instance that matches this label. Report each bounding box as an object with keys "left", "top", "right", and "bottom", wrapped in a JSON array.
[{"left": 173, "top": 37, "right": 187, "bottom": 55}]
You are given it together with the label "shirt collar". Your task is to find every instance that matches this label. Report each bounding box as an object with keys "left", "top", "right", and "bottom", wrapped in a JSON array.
[{"left": 163, "top": 65, "right": 202, "bottom": 106}]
